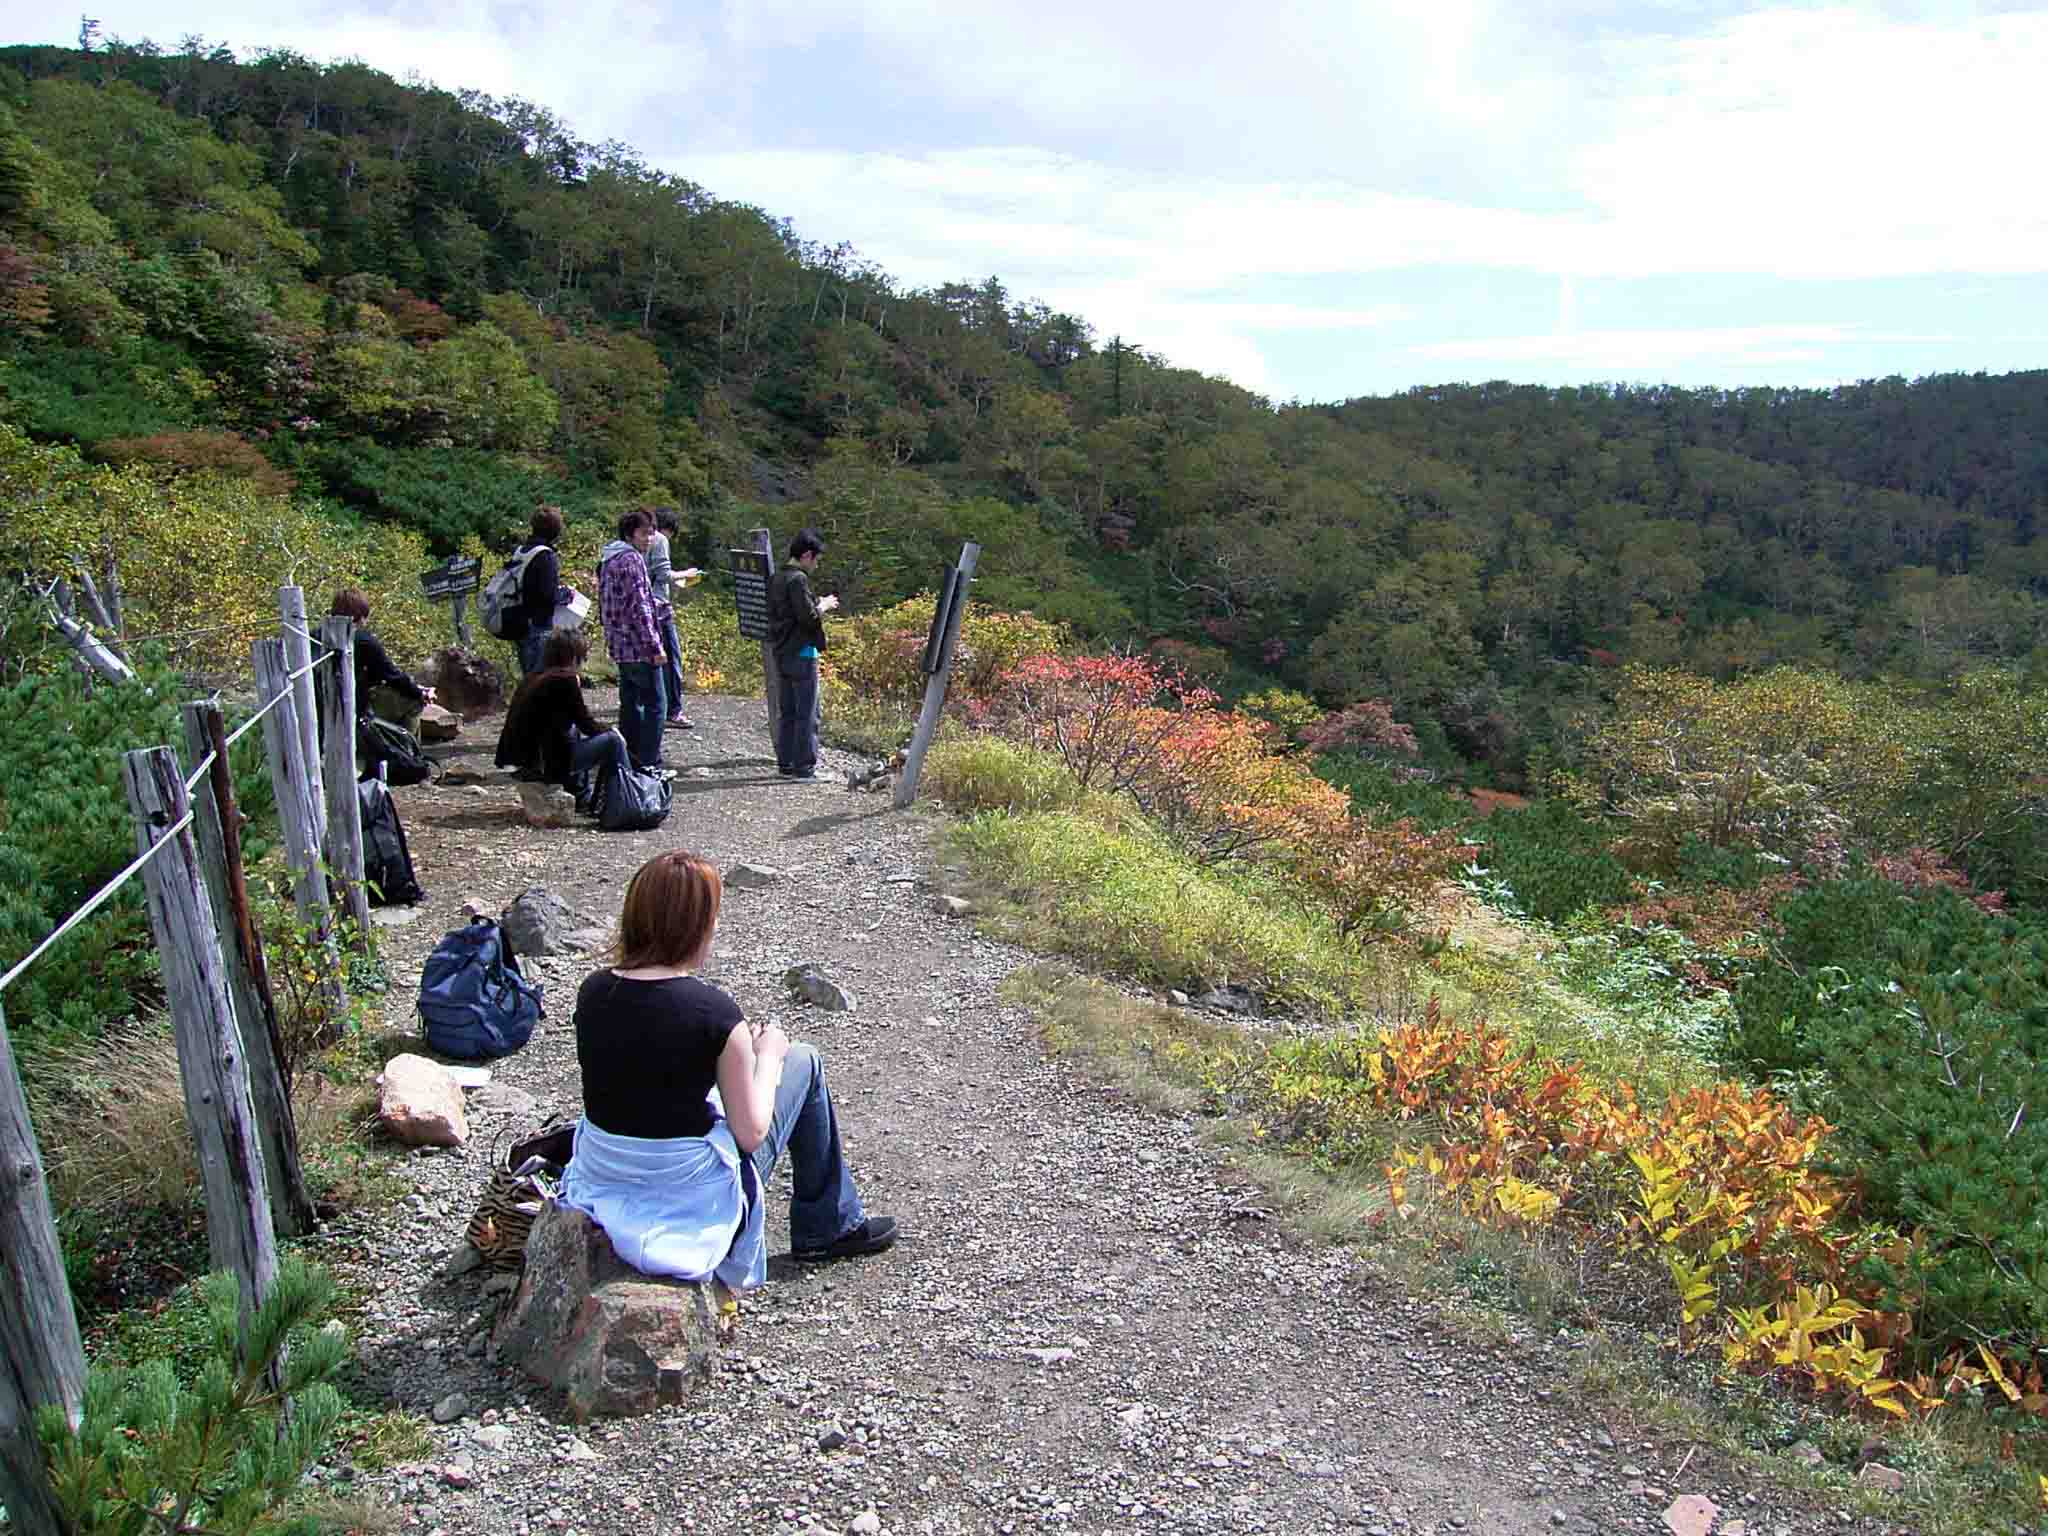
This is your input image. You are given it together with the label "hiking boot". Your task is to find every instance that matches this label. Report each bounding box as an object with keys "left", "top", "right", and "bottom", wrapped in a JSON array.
[{"left": 792, "top": 1216, "right": 899, "bottom": 1262}]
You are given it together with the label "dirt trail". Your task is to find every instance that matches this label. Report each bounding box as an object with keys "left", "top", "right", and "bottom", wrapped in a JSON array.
[{"left": 324, "top": 690, "right": 1884, "bottom": 1536}]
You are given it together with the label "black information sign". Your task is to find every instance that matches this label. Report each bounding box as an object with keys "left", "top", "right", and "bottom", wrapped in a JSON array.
[
  {"left": 420, "top": 555, "right": 482, "bottom": 600},
  {"left": 729, "top": 548, "right": 772, "bottom": 641}
]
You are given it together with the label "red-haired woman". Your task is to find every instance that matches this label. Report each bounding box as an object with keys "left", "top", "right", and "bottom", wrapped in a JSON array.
[{"left": 560, "top": 851, "right": 898, "bottom": 1286}]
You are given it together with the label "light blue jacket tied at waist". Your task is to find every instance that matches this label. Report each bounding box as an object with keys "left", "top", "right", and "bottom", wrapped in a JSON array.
[{"left": 560, "top": 1098, "right": 765, "bottom": 1291}]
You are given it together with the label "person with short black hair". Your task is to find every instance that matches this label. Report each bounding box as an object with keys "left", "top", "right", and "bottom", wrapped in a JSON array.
[
  {"left": 560, "top": 851, "right": 899, "bottom": 1284},
  {"left": 510, "top": 505, "right": 568, "bottom": 676},
  {"left": 493, "top": 628, "right": 631, "bottom": 793},
  {"left": 597, "top": 508, "right": 668, "bottom": 771},
  {"left": 329, "top": 587, "right": 434, "bottom": 726},
  {"left": 765, "top": 528, "right": 837, "bottom": 778}
]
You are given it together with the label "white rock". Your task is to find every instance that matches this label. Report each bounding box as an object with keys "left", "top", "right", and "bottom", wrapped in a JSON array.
[
  {"left": 726, "top": 862, "right": 785, "bottom": 889},
  {"left": 850, "top": 1513, "right": 883, "bottom": 1536},
  {"left": 378, "top": 1055, "right": 469, "bottom": 1147}
]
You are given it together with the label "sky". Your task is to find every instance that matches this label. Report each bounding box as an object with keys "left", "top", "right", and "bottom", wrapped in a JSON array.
[{"left": 13, "top": 1, "right": 2048, "bottom": 403}]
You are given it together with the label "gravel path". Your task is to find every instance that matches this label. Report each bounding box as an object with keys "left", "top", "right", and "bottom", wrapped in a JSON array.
[{"left": 318, "top": 692, "right": 1903, "bottom": 1536}]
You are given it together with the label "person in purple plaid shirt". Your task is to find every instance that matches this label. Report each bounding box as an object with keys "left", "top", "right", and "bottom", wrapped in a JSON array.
[{"left": 597, "top": 508, "right": 668, "bottom": 772}]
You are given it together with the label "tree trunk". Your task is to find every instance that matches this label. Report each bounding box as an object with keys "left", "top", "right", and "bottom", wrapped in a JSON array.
[{"left": 314, "top": 618, "right": 371, "bottom": 954}]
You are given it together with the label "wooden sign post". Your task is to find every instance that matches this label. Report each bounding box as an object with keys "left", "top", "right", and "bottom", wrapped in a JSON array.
[
  {"left": 895, "top": 542, "right": 979, "bottom": 808},
  {"left": 420, "top": 556, "right": 482, "bottom": 647}
]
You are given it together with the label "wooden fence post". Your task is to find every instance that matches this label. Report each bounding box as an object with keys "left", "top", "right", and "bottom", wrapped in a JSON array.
[
  {"left": 252, "top": 638, "right": 342, "bottom": 1013},
  {"left": 751, "top": 527, "right": 782, "bottom": 752},
  {"left": 277, "top": 586, "right": 326, "bottom": 848},
  {"left": 314, "top": 617, "right": 370, "bottom": 953},
  {"left": 0, "top": 996, "right": 86, "bottom": 1536},
  {"left": 895, "top": 542, "right": 979, "bottom": 809},
  {"left": 122, "top": 747, "right": 278, "bottom": 1333},
  {"left": 181, "top": 701, "right": 317, "bottom": 1239}
]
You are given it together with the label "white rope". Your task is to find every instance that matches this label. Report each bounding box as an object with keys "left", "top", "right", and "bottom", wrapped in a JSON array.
[{"left": 0, "top": 809, "right": 196, "bottom": 996}]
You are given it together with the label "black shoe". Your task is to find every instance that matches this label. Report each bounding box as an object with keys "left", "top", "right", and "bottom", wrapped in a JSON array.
[
  {"left": 780, "top": 767, "right": 816, "bottom": 779},
  {"left": 792, "top": 1216, "right": 899, "bottom": 1262}
]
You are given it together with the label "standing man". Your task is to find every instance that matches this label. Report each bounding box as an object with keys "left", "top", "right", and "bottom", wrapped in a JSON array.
[
  {"left": 766, "top": 527, "right": 837, "bottom": 779},
  {"left": 647, "top": 507, "right": 697, "bottom": 731},
  {"left": 514, "top": 504, "right": 566, "bottom": 676},
  {"left": 597, "top": 509, "right": 668, "bottom": 773}
]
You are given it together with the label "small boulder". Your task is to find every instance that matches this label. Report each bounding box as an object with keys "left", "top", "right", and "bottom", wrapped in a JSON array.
[
  {"left": 494, "top": 1202, "right": 719, "bottom": 1420},
  {"left": 432, "top": 647, "right": 505, "bottom": 720},
  {"left": 726, "top": 862, "right": 784, "bottom": 890},
  {"left": 379, "top": 1054, "right": 468, "bottom": 1147},
  {"left": 518, "top": 782, "right": 577, "bottom": 829},
  {"left": 501, "top": 887, "right": 581, "bottom": 956},
  {"left": 1857, "top": 1463, "right": 1905, "bottom": 1494},
  {"left": 1194, "top": 983, "right": 1258, "bottom": 1015},
  {"left": 417, "top": 702, "right": 462, "bottom": 743},
  {"left": 785, "top": 965, "right": 854, "bottom": 1012},
  {"left": 932, "top": 895, "right": 971, "bottom": 918},
  {"left": 1661, "top": 1495, "right": 1717, "bottom": 1536}
]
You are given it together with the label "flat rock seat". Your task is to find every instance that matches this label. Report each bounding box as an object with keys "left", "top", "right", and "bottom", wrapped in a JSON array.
[{"left": 493, "top": 1200, "right": 720, "bottom": 1420}]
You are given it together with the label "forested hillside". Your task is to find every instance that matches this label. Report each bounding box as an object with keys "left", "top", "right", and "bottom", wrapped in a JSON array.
[{"left": 3, "top": 38, "right": 2046, "bottom": 786}]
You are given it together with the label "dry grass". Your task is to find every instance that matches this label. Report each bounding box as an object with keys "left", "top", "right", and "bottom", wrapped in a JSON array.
[{"left": 27, "top": 1016, "right": 201, "bottom": 1213}]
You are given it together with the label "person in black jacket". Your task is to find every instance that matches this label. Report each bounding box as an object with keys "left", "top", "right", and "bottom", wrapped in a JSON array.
[
  {"left": 329, "top": 588, "right": 434, "bottom": 727},
  {"left": 510, "top": 505, "right": 567, "bottom": 676},
  {"left": 764, "top": 528, "right": 837, "bottom": 778},
  {"left": 495, "top": 629, "right": 630, "bottom": 791}
]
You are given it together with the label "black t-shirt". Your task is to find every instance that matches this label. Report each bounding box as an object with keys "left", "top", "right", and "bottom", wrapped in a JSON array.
[{"left": 573, "top": 971, "right": 743, "bottom": 1139}]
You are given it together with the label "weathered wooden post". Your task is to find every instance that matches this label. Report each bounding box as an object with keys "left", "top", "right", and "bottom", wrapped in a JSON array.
[
  {"left": 315, "top": 617, "right": 370, "bottom": 954},
  {"left": 252, "top": 638, "right": 342, "bottom": 1014},
  {"left": 0, "top": 996, "right": 86, "bottom": 1536},
  {"left": 277, "top": 587, "right": 326, "bottom": 846},
  {"left": 122, "top": 747, "right": 278, "bottom": 1336},
  {"left": 420, "top": 555, "right": 483, "bottom": 649},
  {"left": 895, "top": 543, "right": 979, "bottom": 809},
  {"left": 744, "top": 528, "right": 781, "bottom": 751},
  {"left": 181, "top": 700, "right": 317, "bottom": 1239}
]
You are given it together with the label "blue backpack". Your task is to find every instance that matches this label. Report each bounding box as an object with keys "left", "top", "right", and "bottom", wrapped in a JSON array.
[{"left": 417, "top": 919, "right": 542, "bottom": 1060}]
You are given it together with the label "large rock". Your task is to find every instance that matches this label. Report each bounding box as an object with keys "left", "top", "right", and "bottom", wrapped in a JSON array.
[
  {"left": 518, "top": 782, "right": 577, "bottom": 829},
  {"left": 432, "top": 647, "right": 505, "bottom": 721},
  {"left": 417, "top": 702, "right": 462, "bottom": 743},
  {"left": 493, "top": 1201, "right": 719, "bottom": 1420},
  {"left": 379, "top": 1053, "right": 469, "bottom": 1147},
  {"left": 501, "top": 887, "right": 582, "bottom": 956}
]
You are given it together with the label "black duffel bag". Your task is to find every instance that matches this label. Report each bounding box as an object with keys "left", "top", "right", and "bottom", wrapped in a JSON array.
[
  {"left": 596, "top": 762, "right": 673, "bottom": 832},
  {"left": 358, "top": 714, "right": 431, "bottom": 786}
]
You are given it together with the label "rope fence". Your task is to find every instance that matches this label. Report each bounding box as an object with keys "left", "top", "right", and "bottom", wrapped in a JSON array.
[{"left": 0, "top": 621, "right": 344, "bottom": 998}]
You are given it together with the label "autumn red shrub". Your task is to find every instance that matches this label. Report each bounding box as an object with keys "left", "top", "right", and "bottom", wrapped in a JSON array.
[
  {"left": 1297, "top": 699, "right": 1420, "bottom": 758},
  {"left": 95, "top": 432, "right": 295, "bottom": 497}
]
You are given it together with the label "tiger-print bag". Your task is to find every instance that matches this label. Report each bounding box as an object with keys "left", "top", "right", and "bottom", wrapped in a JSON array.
[{"left": 466, "top": 1119, "right": 575, "bottom": 1269}]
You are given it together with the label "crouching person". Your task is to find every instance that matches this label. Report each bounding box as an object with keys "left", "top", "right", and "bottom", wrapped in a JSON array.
[
  {"left": 561, "top": 851, "right": 899, "bottom": 1288},
  {"left": 494, "top": 629, "right": 629, "bottom": 796}
]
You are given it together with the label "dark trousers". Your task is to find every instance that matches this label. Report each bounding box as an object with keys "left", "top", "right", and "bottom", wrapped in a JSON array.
[
  {"left": 517, "top": 623, "right": 551, "bottom": 676},
  {"left": 615, "top": 661, "right": 667, "bottom": 770},
  {"left": 775, "top": 656, "right": 819, "bottom": 773},
  {"left": 660, "top": 614, "right": 685, "bottom": 717}
]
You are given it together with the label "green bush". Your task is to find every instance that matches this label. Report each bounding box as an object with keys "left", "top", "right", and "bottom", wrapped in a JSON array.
[
  {"left": 1467, "top": 799, "right": 1637, "bottom": 923},
  {"left": 0, "top": 658, "right": 272, "bottom": 1064},
  {"left": 923, "top": 734, "right": 1091, "bottom": 815},
  {"left": 0, "top": 337, "right": 206, "bottom": 445},
  {"left": 1314, "top": 752, "right": 1470, "bottom": 830},
  {"left": 1731, "top": 876, "right": 2048, "bottom": 1362},
  {"left": 292, "top": 437, "right": 609, "bottom": 553}
]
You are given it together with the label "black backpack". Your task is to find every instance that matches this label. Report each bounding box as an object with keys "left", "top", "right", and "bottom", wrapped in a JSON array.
[
  {"left": 358, "top": 777, "right": 425, "bottom": 906},
  {"left": 358, "top": 714, "right": 431, "bottom": 787}
]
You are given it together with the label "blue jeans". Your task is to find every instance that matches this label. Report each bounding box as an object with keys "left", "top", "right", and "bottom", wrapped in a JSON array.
[
  {"left": 518, "top": 623, "right": 551, "bottom": 676},
  {"left": 615, "top": 661, "right": 667, "bottom": 770},
  {"left": 567, "top": 726, "right": 629, "bottom": 782},
  {"left": 775, "top": 656, "right": 820, "bottom": 773},
  {"left": 660, "top": 614, "right": 685, "bottom": 717},
  {"left": 748, "top": 1043, "right": 865, "bottom": 1252}
]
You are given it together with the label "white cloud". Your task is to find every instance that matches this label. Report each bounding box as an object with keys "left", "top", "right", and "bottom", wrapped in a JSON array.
[{"left": 1410, "top": 323, "right": 1960, "bottom": 375}]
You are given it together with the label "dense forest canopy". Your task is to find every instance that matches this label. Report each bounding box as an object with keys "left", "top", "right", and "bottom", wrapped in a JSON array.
[{"left": 2, "top": 36, "right": 2045, "bottom": 790}]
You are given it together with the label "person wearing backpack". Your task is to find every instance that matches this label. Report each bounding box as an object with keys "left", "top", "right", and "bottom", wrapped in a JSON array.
[
  {"left": 504, "top": 505, "right": 567, "bottom": 676},
  {"left": 560, "top": 850, "right": 898, "bottom": 1285}
]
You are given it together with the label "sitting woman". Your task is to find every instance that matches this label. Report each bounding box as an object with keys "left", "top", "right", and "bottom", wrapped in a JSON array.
[
  {"left": 329, "top": 588, "right": 435, "bottom": 727},
  {"left": 494, "top": 629, "right": 630, "bottom": 791},
  {"left": 560, "top": 851, "right": 898, "bottom": 1288}
]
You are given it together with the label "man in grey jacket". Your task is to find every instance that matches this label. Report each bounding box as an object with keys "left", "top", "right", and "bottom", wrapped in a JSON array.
[{"left": 765, "top": 528, "right": 837, "bottom": 778}]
